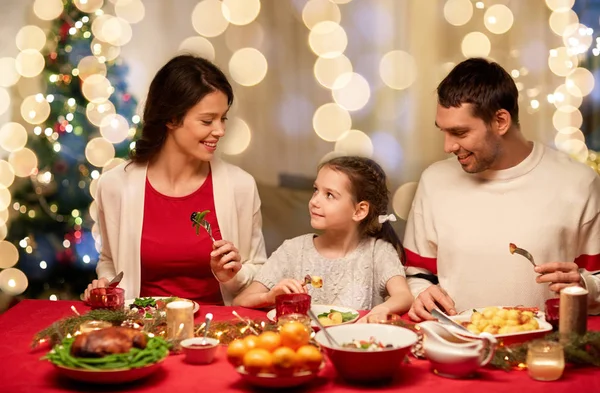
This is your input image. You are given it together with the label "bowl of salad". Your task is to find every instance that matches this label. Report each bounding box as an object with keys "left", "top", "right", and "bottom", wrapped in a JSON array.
[{"left": 314, "top": 323, "right": 418, "bottom": 383}]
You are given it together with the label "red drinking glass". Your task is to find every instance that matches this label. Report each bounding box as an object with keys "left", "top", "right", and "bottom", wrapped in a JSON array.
[
  {"left": 545, "top": 298, "right": 559, "bottom": 331},
  {"left": 275, "top": 293, "right": 311, "bottom": 319},
  {"left": 89, "top": 287, "right": 125, "bottom": 311}
]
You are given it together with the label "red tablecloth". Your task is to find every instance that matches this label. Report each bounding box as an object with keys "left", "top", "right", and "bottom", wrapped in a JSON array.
[{"left": 1, "top": 300, "right": 599, "bottom": 393}]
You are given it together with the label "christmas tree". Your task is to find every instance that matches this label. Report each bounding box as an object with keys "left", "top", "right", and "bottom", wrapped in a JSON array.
[{"left": 0, "top": 0, "right": 140, "bottom": 301}]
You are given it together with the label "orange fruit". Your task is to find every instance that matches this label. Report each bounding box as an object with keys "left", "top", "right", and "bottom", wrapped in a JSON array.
[
  {"left": 271, "top": 346, "right": 298, "bottom": 376},
  {"left": 279, "top": 321, "right": 310, "bottom": 350},
  {"left": 226, "top": 339, "right": 248, "bottom": 366},
  {"left": 295, "top": 345, "right": 323, "bottom": 372},
  {"left": 243, "top": 334, "right": 260, "bottom": 350},
  {"left": 243, "top": 348, "right": 273, "bottom": 375},
  {"left": 256, "top": 331, "right": 281, "bottom": 352}
]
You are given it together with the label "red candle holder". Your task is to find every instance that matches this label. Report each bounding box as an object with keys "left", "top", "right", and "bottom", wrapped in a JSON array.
[
  {"left": 89, "top": 287, "right": 125, "bottom": 311},
  {"left": 545, "top": 298, "right": 560, "bottom": 331},
  {"left": 275, "top": 293, "right": 311, "bottom": 319}
]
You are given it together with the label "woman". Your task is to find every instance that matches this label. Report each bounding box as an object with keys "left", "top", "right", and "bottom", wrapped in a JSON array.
[{"left": 84, "top": 55, "right": 266, "bottom": 305}]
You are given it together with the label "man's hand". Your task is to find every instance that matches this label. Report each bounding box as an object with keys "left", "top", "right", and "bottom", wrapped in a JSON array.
[
  {"left": 535, "top": 262, "right": 582, "bottom": 293},
  {"left": 408, "top": 285, "right": 456, "bottom": 322}
]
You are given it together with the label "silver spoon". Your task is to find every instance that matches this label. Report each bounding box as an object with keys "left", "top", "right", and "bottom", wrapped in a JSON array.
[
  {"left": 202, "top": 313, "right": 213, "bottom": 344},
  {"left": 509, "top": 243, "right": 536, "bottom": 267},
  {"left": 308, "top": 309, "right": 341, "bottom": 348}
]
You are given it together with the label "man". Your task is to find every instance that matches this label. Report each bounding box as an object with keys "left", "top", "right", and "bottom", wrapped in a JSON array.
[{"left": 404, "top": 58, "right": 600, "bottom": 321}]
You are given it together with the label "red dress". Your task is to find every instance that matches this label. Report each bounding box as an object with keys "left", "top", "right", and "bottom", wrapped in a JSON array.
[{"left": 140, "top": 171, "right": 224, "bottom": 305}]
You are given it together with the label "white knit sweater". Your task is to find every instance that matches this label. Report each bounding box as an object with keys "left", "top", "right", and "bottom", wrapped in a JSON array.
[{"left": 404, "top": 143, "right": 600, "bottom": 314}]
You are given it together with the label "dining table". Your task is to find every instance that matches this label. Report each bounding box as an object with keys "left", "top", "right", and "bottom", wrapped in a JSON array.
[{"left": 0, "top": 299, "right": 599, "bottom": 393}]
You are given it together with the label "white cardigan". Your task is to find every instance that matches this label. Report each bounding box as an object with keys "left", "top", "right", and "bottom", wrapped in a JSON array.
[{"left": 94, "top": 157, "right": 267, "bottom": 305}]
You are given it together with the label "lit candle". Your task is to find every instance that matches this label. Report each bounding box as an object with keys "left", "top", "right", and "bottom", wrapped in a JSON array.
[
  {"left": 79, "top": 320, "right": 112, "bottom": 333},
  {"left": 166, "top": 301, "right": 194, "bottom": 340},
  {"left": 526, "top": 341, "right": 564, "bottom": 381},
  {"left": 559, "top": 286, "right": 588, "bottom": 336}
]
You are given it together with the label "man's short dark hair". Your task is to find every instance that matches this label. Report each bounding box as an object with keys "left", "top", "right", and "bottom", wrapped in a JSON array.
[{"left": 437, "top": 57, "right": 519, "bottom": 127}]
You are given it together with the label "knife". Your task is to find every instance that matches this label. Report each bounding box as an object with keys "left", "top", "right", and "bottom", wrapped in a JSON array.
[
  {"left": 430, "top": 309, "right": 473, "bottom": 334},
  {"left": 108, "top": 271, "right": 124, "bottom": 288},
  {"left": 79, "top": 271, "right": 124, "bottom": 301}
]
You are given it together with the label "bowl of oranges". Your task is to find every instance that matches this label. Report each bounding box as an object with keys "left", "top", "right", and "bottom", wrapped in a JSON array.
[{"left": 226, "top": 321, "right": 324, "bottom": 388}]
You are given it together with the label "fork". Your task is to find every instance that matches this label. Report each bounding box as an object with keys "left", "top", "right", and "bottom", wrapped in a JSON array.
[
  {"left": 191, "top": 211, "right": 216, "bottom": 242},
  {"left": 509, "top": 243, "right": 536, "bottom": 267}
]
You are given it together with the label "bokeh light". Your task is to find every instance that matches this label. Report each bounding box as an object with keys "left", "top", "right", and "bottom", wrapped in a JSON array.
[
  {"left": 0, "top": 268, "right": 28, "bottom": 295},
  {"left": 192, "top": 0, "right": 230, "bottom": 37},
  {"left": 552, "top": 107, "right": 582, "bottom": 130},
  {"left": 220, "top": 117, "right": 251, "bottom": 155},
  {"left": 308, "top": 21, "right": 348, "bottom": 58},
  {"left": 100, "top": 114, "right": 130, "bottom": 143},
  {"left": 0, "top": 58, "right": 20, "bottom": 87},
  {"left": 222, "top": 0, "right": 261, "bottom": 26},
  {"left": 85, "top": 138, "right": 116, "bottom": 167},
  {"left": 461, "top": 32, "right": 491, "bottom": 58},
  {"left": 392, "top": 182, "right": 418, "bottom": 220},
  {"left": 379, "top": 50, "right": 417, "bottom": 90},
  {"left": 302, "top": 0, "right": 341, "bottom": 30},
  {"left": 91, "top": 38, "right": 121, "bottom": 62},
  {"left": 548, "top": 47, "right": 578, "bottom": 76},
  {"left": 549, "top": 9, "right": 578, "bottom": 36},
  {"left": 74, "top": 0, "right": 103, "bottom": 13},
  {"left": 312, "top": 103, "right": 352, "bottom": 141},
  {"left": 15, "top": 49, "right": 45, "bottom": 78},
  {"left": 20, "top": 95, "right": 51, "bottom": 124},
  {"left": 332, "top": 72, "right": 370, "bottom": 111},
  {"left": 33, "top": 0, "right": 63, "bottom": 21},
  {"left": 334, "top": 130, "right": 373, "bottom": 157},
  {"left": 545, "top": 0, "right": 575, "bottom": 11},
  {"left": 82, "top": 74, "right": 113, "bottom": 103},
  {"left": 0, "top": 88, "right": 9, "bottom": 117},
  {"left": 0, "top": 161, "right": 15, "bottom": 188},
  {"left": 16, "top": 25, "right": 46, "bottom": 51},
  {"left": 114, "top": 0, "right": 146, "bottom": 24},
  {"left": 443, "top": 0, "right": 473, "bottom": 27},
  {"left": 0, "top": 123, "right": 28, "bottom": 152},
  {"left": 229, "top": 48, "right": 268, "bottom": 86},
  {"left": 77, "top": 56, "right": 107, "bottom": 80},
  {"left": 314, "top": 55, "right": 352, "bottom": 89},
  {"left": 178, "top": 36, "right": 216, "bottom": 60},
  {"left": 0, "top": 241, "right": 18, "bottom": 268},
  {"left": 484, "top": 4, "right": 514, "bottom": 35},
  {"left": 9, "top": 148, "right": 38, "bottom": 177},
  {"left": 566, "top": 67, "right": 595, "bottom": 96},
  {"left": 86, "top": 101, "right": 116, "bottom": 126},
  {"left": 101, "top": 16, "right": 133, "bottom": 47}
]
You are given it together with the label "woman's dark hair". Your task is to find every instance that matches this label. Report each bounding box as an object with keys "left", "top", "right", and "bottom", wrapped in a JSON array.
[
  {"left": 319, "top": 156, "right": 406, "bottom": 264},
  {"left": 437, "top": 57, "right": 520, "bottom": 128},
  {"left": 129, "top": 55, "right": 234, "bottom": 164}
]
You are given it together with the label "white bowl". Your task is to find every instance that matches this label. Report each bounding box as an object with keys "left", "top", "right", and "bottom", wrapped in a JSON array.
[
  {"left": 180, "top": 337, "right": 219, "bottom": 365},
  {"left": 314, "top": 323, "right": 417, "bottom": 383}
]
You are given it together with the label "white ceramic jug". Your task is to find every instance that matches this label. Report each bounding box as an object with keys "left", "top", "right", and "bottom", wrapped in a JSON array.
[{"left": 418, "top": 321, "right": 497, "bottom": 378}]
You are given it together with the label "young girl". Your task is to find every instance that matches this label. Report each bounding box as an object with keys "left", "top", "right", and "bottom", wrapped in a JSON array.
[{"left": 233, "top": 156, "right": 413, "bottom": 319}]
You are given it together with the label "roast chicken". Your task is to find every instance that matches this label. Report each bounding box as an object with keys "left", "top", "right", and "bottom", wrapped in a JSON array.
[{"left": 71, "top": 326, "right": 148, "bottom": 357}]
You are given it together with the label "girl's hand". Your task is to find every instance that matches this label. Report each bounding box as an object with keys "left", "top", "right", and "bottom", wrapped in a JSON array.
[
  {"left": 210, "top": 240, "right": 242, "bottom": 282},
  {"left": 267, "top": 279, "right": 307, "bottom": 303}
]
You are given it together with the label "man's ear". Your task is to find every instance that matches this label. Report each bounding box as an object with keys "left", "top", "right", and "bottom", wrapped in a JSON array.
[
  {"left": 494, "top": 109, "right": 511, "bottom": 136},
  {"left": 352, "top": 201, "right": 369, "bottom": 223}
]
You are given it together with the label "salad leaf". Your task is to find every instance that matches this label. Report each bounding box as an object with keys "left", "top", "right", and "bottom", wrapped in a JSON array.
[
  {"left": 132, "top": 297, "right": 156, "bottom": 308},
  {"left": 317, "top": 309, "right": 359, "bottom": 322}
]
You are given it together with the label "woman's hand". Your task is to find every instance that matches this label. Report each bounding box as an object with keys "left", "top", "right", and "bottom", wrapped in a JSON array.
[
  {"left": 267, "top": 279, "right": 307, "bottom": 303},
  {"left": 83, "top": 277, "right": 109, "bottom": 302},
  {"left": 210, "top": 240, "right": 242, "bottom": 283}
]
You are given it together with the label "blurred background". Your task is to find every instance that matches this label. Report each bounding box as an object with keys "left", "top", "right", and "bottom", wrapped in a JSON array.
[{"left": 0, "top": 0, "right": 598, "bottom": 312}]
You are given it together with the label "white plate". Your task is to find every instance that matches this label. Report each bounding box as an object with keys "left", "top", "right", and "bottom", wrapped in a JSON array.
[
  {"left": 125, "top": 297, "right": 200, "bottom": 314},
  {"left": 449, "top": 306, "right": 552, "bottom": 341},
  {"left": 267, "top": 304, "right": 359, "bottom": 327}
]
